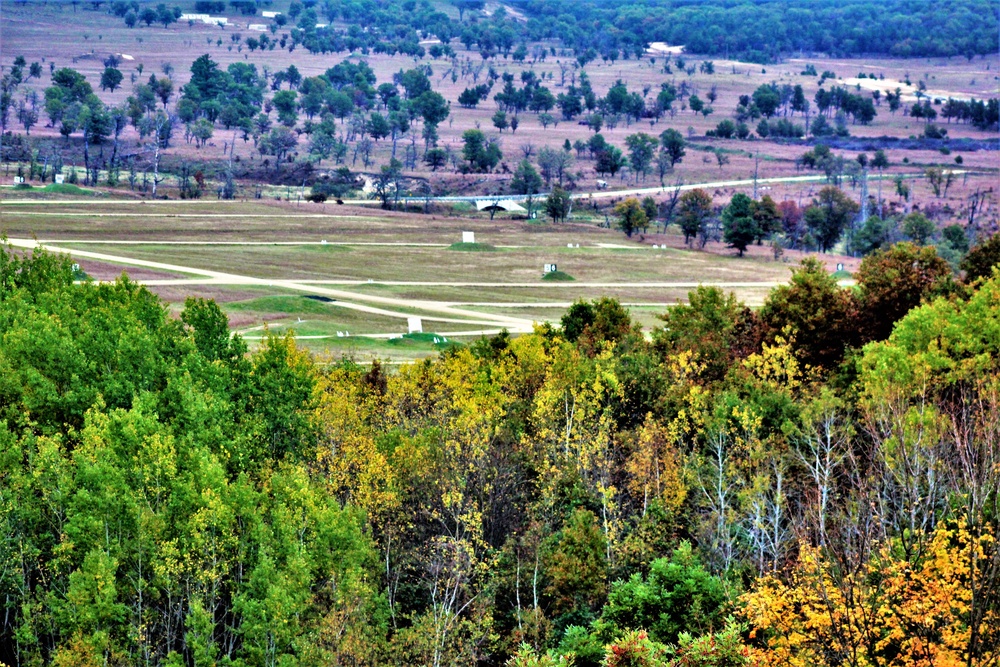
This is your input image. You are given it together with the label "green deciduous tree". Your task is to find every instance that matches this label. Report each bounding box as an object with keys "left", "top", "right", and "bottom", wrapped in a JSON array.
[
  {"left": 100, "top": 67, "right": 123, "bottom": 93},
  {"left": 853, "top": 242, "right": 954, "bottom": 343},
  {"left": 272, "top": 89, "right": 298, "bottom": 127},
  {"left": 616, "top": 197, "right": 648, "bottom": 238},
  {"left": 190, "top": 117, "right": 214, "bottom": 148},
  {"left": 543, "top": 508, "right": 608, "bottom": 621},
  {"left": 462, "top": 128, "right": 501, "bottom": 172},
  {"left": 677, "top": 189, "right": 713, "bottom": 248},
  {"left": 511, "top": 159, "right": 543, "bottom": 216},
  {"left": 759, "top": 258, "right": 856, "bottom": 369},
  {"left": 960, "top": 233, "right": 1000, "bottom": 283},
  {"left": 258, "top": 126, "right": 298, "bottom": 171},
  {"left": 852, "top": 215, "right": 893, "bottom": 256},
  {"left": 752, "top": 84, "right": 781, "bottom": 118},
  {"left": 545, "top": 185, "right": 572, "bottom": 222},
  {"left": 596, "top": 145, "right": 627, "bottom": 178},
  {"left": 412, "top": 90, "right": 450, "bottom": 127},
  {"left": 625, "top": 132, "right": 658, "bottom": 183},
  {"left": 721, "top": 193, "right": 759, "bottom": 257},
  {"left": 537, "top": 145, "right": 574, "bottom": 186},
  {"left": 804, "top": 186, "right": 859, "bottom": 253},
  {"left": 492, "top": 109, "right": 509, "bottom": 132},
  {"left": 597, "top": 542, "right": 727, "bottom": 645},
  {"left": 901, "top": 211, "right": 935, "bottom": 245}
]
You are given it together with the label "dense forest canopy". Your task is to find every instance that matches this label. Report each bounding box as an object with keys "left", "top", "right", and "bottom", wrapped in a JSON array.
[
  {"left": 506, "top": 0, "right": 999, "bottom": 61},
  {"left": 2, "top": 239, "right": 999, "bottom": 666},
  {"left": 159, "top": 0, "right": 1000, "bottom": 62},
  {"left": 82, "top": 0, "right": 998, "bottom": 61}
]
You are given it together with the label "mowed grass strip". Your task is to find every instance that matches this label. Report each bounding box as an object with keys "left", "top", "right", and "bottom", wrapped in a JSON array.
[
  {"left": 3, "top": 199, "right": 659, "bottom": 248},
  {"left": 288, "top": 335, "right": 459, "bottom": 362},
  {"left": 222, "top": 292, "right": 510, "bottom": 334},
  {"left": 63, "top": 242, "right": 791, "bottom": 284},
  {"left": 448, "top": 242, "right": 497, "bottom": 251},
  {"left": 225, "top": 295, "right": 346, "bottom": 316}
]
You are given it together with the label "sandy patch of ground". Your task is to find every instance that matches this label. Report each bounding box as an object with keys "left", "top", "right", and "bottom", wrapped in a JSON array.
[
  {"left": 647, "top": 42, "right": 685, "bottom": 55},
  {"left": 841, "top": 76, "right": 984, "bottom": 103},
  {"left": 482, "top": 3, "right": 527, "bottom": 22}
]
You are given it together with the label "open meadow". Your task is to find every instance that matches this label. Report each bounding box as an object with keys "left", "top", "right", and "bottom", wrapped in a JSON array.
[{"left": 0, "top": 193, "right": 806, "bottom": 360}]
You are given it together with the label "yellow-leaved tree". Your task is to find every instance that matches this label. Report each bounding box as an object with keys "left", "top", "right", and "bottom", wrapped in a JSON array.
[
  {"left": 743, "top": 276, "right": 1000, "bottom": 667},
  {"left": 743, "top": 521, "right": 997, "bottom": 667},
  {"left": 530, "top": 342, "right": 624, "bottom": 565}
]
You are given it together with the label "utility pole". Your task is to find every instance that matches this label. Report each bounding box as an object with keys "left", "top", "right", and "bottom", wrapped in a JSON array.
[
  {"left": 855, "top": 167, "right": 870, "bottom": 257},
  {"left": 859, "top": 167, "right": 869, "bottom": 222},
  {"left": 752, "top": 152, "right": 760, "bottom": 199}
]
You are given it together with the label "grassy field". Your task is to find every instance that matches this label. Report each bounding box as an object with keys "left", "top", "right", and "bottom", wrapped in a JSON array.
[
  {"left": 54, "top": 240, "right": 782, "bottom": 282},
  {"left": 2, "top": 196, "right": 804, "bottom": 360}
]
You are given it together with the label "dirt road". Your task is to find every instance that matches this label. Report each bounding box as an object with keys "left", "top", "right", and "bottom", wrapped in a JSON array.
[{"left": 1, "top": 170, "right": 948, "bottom": 208}]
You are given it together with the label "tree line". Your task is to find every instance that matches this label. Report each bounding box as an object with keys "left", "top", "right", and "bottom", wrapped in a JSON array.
[
  {"left": 510, "top": 0, "right": 998, "bottom": 62},
  {"left": 70, "top": 0, "right": 1000, "bottom": 62}
]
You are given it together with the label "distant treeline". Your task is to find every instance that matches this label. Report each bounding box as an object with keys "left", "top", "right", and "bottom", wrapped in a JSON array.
[
  {"left": 507, "top": 0, "right": 999, "bottom": 61},
  {"left": 100, "top": 0, "right": 1000, "bottom": 62}
]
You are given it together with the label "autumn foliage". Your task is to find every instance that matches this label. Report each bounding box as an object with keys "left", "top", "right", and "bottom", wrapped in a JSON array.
[{"left": 1, "top": 243, "right": 998, "bottom": 667}]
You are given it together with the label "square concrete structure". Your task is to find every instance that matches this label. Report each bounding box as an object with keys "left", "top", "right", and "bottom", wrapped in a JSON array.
[
  {"left": 462, "top": 231, "right": 475, "bottom": 244},
  {"left": 408, "top": 317, "right": 423, "bottom": 334}
]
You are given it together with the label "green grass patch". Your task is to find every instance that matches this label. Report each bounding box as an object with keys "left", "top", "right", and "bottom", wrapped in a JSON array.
[
  {"left": 689, "top": 143, "right": 746, "bottom": 156},
  {"left": 388, "top": 332, "right": 465, "bottom": 350},
  {"left": 542, "top": 270, "right": 575, "bottom": 281},
  {"left": 225, "top": 295, "right": 338, "bottom": 315},
  {"left": 449, "top": 242, "right": 497, "bottom": 252},
  {"left": 303, "top": 243, "right": 351, "bottom": 253},
  {"left": 831, "top": 269, "right": 853, "bottom": 280},
  {"left": 42, "top": 183, "right": 93, "bottom": 195},
  {"left": 13, "top": 183, "right": 33, "bottom": 190}
]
